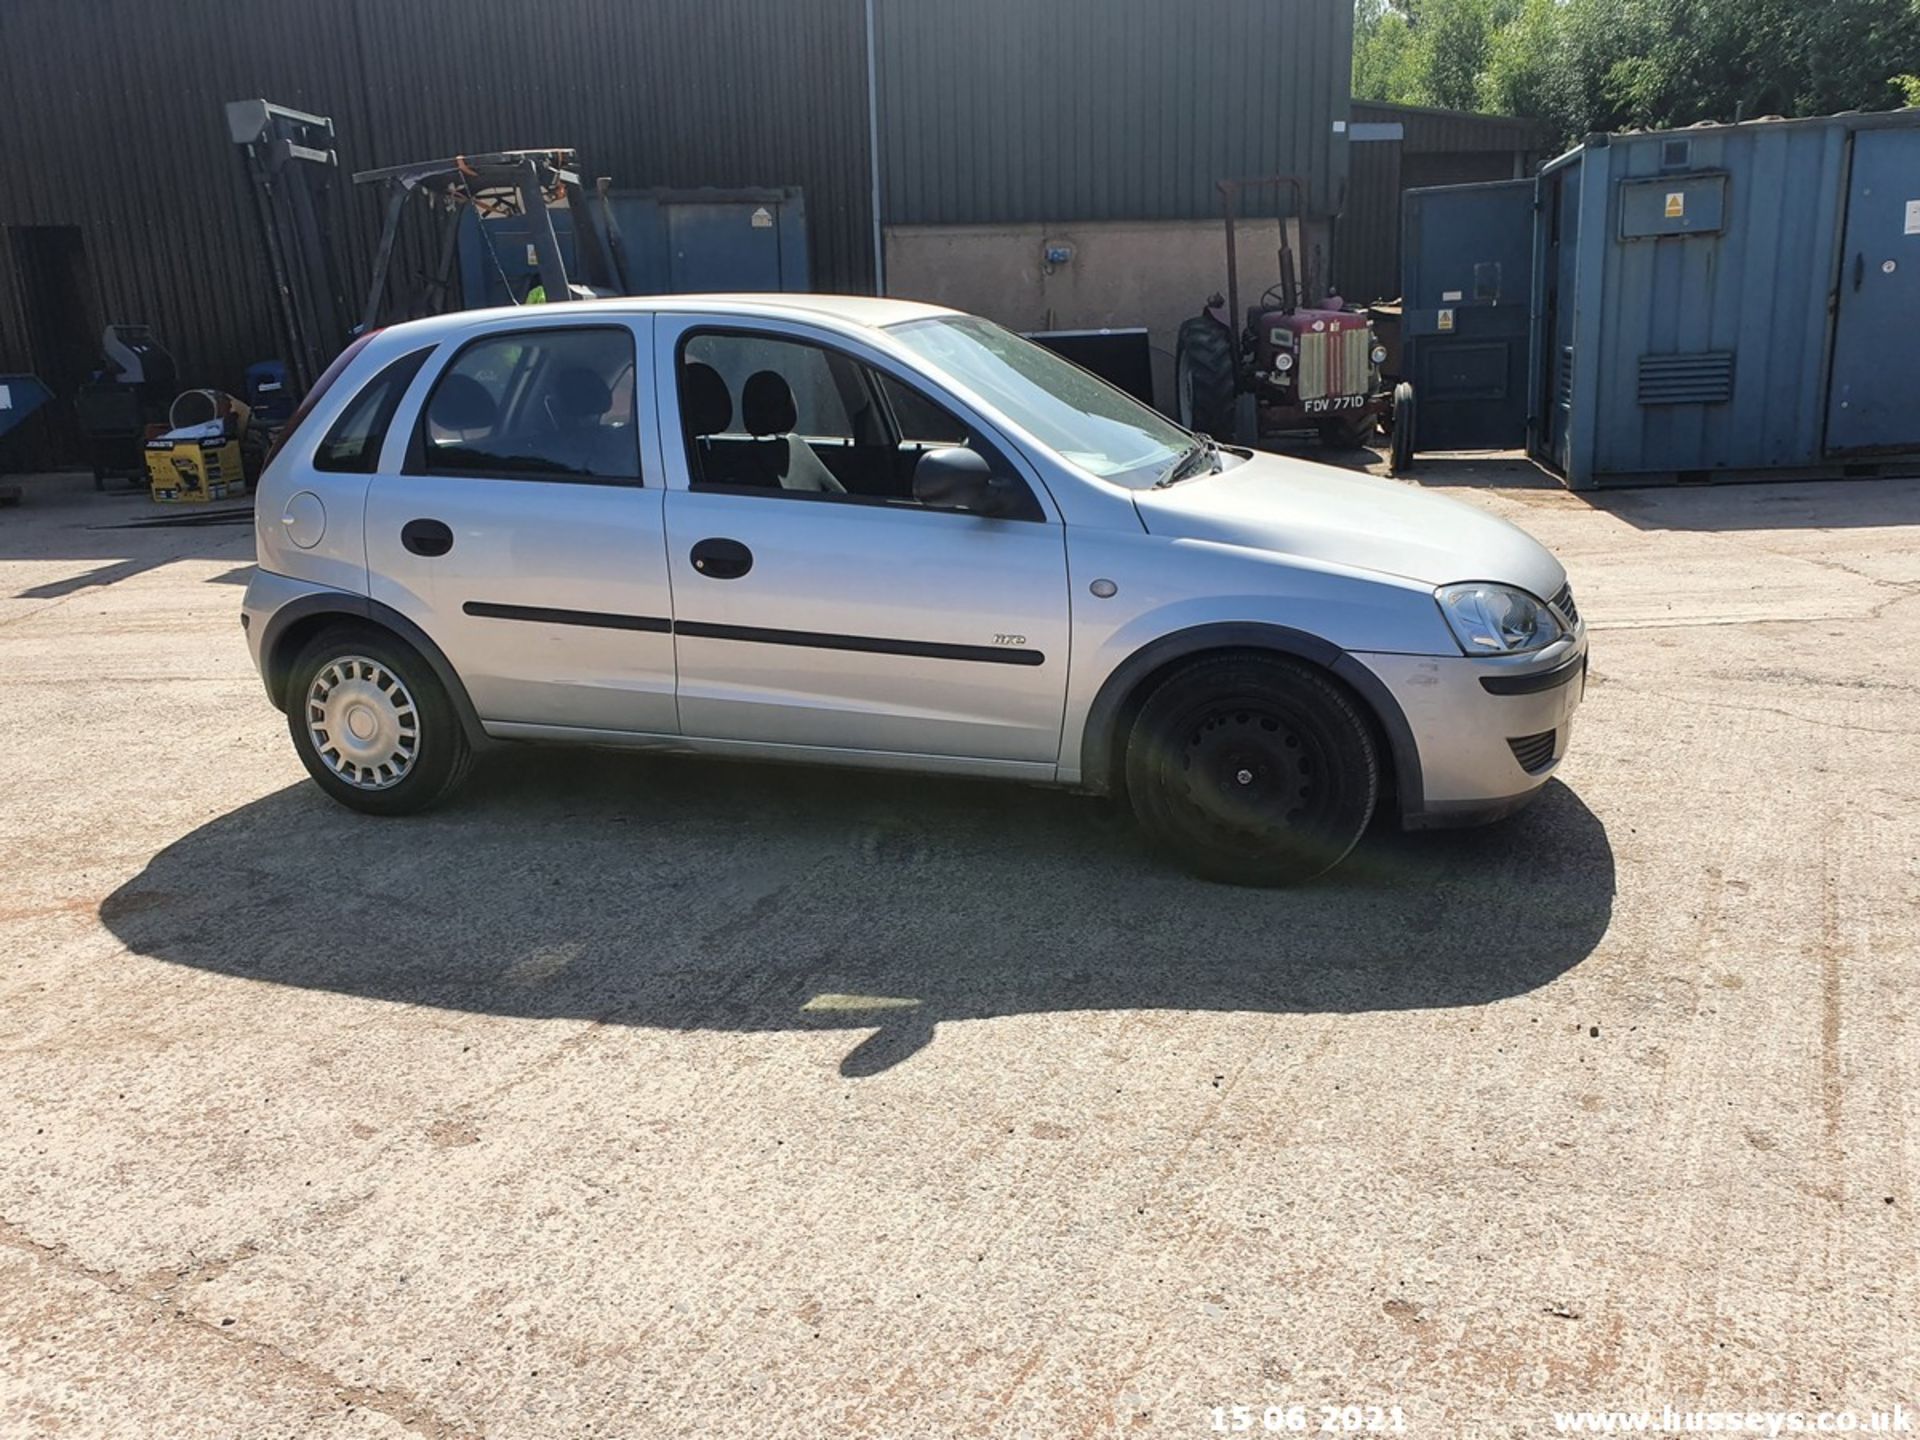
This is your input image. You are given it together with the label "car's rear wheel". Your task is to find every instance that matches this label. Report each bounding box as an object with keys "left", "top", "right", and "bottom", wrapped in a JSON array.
[
  {"left": 286, "top": 626, "right": 472, "bottom": 816},
  {"left": 1124, "top": 653, "right": 1379, "bottom": 885}
]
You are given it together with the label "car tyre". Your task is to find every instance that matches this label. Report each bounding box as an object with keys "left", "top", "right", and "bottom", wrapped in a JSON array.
[
  {"left": 286, "top": 625, "right": 472, "bottom": 816},
  {"left": 1175, "top": 315, "right": 1239, "bottom": 441},
  {"left": 1124, "top": 653, "right": 1379, "bottom": 885}
]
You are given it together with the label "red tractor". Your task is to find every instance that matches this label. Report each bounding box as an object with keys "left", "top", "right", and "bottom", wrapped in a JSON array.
[{"left": 1175, "top": 176, "right": 1392, "bottom": 451}]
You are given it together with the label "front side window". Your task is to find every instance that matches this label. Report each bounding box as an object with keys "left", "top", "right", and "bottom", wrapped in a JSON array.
[
  {"left": 678, "top": 330, "right": 1034, "bottom": 514},
  {"left": 314, "top": 347, "right": 433, "bottom": 473},
  {"left": 417, "top": 327, "right": 639, "bottom": 481},
  {"left": 887, "top": 314, "right": 1190, "bottom": 488}
]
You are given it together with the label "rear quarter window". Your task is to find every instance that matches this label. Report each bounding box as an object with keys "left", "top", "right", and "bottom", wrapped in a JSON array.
[{"left": 313, "top": 347, "right": 434, "bottom": 473}]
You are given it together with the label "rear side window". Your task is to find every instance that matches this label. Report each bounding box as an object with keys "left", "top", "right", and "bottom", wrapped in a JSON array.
[
  {"left": 314, "top": 347, "right": 433, "bottom": 473},
  {"left": 414, "top": 327, "right": 640, "bottom": 481}
]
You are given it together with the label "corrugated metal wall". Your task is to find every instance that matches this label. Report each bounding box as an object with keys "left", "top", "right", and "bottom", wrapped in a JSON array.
[
  {"left": 1337, "top": 138, "right": 1401, "bottom": 301},
  {"left": 0, "top": 0, "right": 1352, "bottom": 396},
  {"left": 1352, "top": 101, "right": 1553, "bottom": 160},
  {"left": 1336, "top": 101, "right": 1554, "bottom": 301},
  {"left": 876, "top": 0, "right": 1352, "bottom": 225},
  {"left": 0, "top": 0, "right": 873, "bottom": 392}
]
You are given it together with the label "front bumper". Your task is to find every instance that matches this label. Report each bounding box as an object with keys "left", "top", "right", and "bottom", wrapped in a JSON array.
[{"left": 1354, "top": 632, "right": 1588, "bottom": 829}]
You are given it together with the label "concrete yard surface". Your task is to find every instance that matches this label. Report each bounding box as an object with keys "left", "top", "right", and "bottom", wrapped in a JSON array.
[{"left": 0, "top": 464, "right": 1915, "bottom": 1437}]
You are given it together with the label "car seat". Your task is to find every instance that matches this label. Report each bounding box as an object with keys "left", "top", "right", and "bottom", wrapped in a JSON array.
[
  {"left": 546, "top": 365, "right": 631, "bottom": 477},
  {"left": 740, "top": 370, "right": 845, "bottom": 494}
]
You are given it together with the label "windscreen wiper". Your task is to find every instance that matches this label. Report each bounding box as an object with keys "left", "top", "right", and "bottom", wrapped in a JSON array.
[{"left": 1153, "top": 434, "right": 1222, "bottom": 488}]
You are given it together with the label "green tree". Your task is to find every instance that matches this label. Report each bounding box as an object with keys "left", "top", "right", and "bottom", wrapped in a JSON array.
[{"left": 1353, "top": 0, "right": 1920, "bottom": 143}]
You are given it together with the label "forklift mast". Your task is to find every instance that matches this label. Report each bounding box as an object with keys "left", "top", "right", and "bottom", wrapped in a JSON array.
[
  {"left": 226, "top": 100, "right": 355, "bottom": 395},
  {"left": 231, "top": 98, "right": 634, "bottom": 400},
  {"left": 351, "top": 150, "right": 631, "bottom": 329}
]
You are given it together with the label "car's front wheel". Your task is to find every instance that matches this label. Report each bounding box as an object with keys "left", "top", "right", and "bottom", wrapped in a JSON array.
[
  {"left": 286, "top": 626, "right": 472, "bottom": 815},
  {"left": 1124, "top": 653, "right": 1379, "bottom": 885}
]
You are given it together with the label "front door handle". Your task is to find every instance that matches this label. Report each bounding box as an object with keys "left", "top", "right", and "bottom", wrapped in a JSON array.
[
  {"left": 690, "top": 537, "right": 753, "bottom": 580},
  {"left": 401, "top": 518, "right": 454, "bottom": 557}
]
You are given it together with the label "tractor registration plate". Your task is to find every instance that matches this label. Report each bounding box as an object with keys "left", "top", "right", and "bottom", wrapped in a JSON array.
[{"left": 1304, "top": 396, "right": 1366, "bottom": 413}]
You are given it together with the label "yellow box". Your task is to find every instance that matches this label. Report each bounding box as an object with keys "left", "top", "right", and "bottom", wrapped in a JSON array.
[{"left": 145, "top": 436, "right": 249, "bottom": 503}]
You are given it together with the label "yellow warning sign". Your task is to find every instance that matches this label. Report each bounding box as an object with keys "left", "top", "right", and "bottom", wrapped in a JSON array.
[
  {"left": 1664, "top": 191, "right": 1685, "bottom": 219},
  {"left": 1438, "top": 308, "right": 1455, "bottom": 332}
]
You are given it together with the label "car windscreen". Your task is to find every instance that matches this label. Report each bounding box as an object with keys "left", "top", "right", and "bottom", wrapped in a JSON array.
[{"left": 886, "top": 315, "right": 1190, "bottom": 489}]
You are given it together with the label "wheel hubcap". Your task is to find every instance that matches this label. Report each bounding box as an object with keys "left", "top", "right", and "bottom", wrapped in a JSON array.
[{"left": 305, "top": 656, "right": 420, "bottom": 790}]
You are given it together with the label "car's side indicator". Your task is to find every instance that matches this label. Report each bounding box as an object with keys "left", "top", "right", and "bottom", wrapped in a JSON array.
[{"left": 1089, "top": 578, "right": 1118, "bottom": 599}]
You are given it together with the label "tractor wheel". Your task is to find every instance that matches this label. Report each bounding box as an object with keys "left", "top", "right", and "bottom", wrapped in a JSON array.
[
  {"left": 1388, "top": 382, "right": 1416, "bottom": 475},
  {"left": 1175, "top": 316, "right": 1239, "bottom": 441}
]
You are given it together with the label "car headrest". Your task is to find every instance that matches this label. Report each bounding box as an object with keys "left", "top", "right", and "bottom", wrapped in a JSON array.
[
  {"left": 682, "top": 362, "right": 732, "bottom": 436},
  {"left": 741, "top": 370, "right": 797, "bottom": 437},
  {"left": 429, "top": 373, "right": 496, "bottom": 433},
  {"left": 549, "top": 365, "right": 613, "bottom": 421}
]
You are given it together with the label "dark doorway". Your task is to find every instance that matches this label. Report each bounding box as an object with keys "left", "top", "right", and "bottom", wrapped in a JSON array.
[{"left": 7, "top": 225, "right": 99, "bottom": 464}]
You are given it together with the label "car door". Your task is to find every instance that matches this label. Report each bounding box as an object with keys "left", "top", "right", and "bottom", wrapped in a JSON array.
[
  {"left": 364, "top": 317, "right": 679, "bottom": 736},
  {"left": 657, "top": 315, "right": 1070, "bottom": 765}
]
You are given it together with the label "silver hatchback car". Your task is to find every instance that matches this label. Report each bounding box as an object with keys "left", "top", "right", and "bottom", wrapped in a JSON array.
[{"left": 243, "top": 295, "right": 1586, "bottom": 884}]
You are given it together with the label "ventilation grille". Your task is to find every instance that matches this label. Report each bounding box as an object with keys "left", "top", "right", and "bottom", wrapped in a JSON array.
[
  {"left": 1297, "top": 325, "right": 1373, "bottom": 402},
  {"left": 1638, "top": 351, "right": 1734, "bottom": 405},
  {"left": 1555, "top": 347, "right": 1574, "bottom": 408},
  {"left": 1508, "top": 730, "right": 1558, "bottom": 774},
  {"left": 1551, "top": 582, "right": 1580, "bottom": 629}
]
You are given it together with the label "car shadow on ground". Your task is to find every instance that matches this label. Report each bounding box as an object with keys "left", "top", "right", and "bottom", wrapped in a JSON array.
[{"left": 101, "top": 751, "right": 1614, "bottom": 1076}]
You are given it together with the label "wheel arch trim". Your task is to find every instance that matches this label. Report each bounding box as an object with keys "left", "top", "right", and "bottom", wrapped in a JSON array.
[
  {"left": 1074, "top": 622, "right": 1425, "bottom": 821},
  {"left": 258, "top": 593, "right": 487, "bottom": 745}
]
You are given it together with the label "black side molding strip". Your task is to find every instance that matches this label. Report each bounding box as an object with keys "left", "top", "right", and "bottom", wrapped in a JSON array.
[
  {"left": 677, "top": 619, "right": 1045, "bottom": 667},
  {"left": 1479, "top": 651, "right": 1585, "bottom": 696},
  {"left": 462, "top": 603, "right": 1045, "bottom": 667},
  {"left": 464, "top": 601, "right": 671, "bottom": 633}
]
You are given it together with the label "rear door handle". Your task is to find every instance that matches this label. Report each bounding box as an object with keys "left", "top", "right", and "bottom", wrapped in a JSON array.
[
  {"left": 690, "top": 537, "right": 753, "bottom": 580},
  {"left": 1853, "top": 252, "right": 1865, "bottom": 291},
  {"left": 401, "top": 518, "right": 454, "bottom": 557}
]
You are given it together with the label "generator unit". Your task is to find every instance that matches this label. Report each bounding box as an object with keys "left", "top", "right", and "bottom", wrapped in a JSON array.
[{"left": 1530, "top": 109, "right": 1920, "bottom": 488}]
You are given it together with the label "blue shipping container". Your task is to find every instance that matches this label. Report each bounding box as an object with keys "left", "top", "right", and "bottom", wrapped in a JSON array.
[
  {"left": 1528, "top": 110, "right": 1920, "bottom": 489},
  {"left": 458, "top": 188, "right": 811, "bottom": 308}
]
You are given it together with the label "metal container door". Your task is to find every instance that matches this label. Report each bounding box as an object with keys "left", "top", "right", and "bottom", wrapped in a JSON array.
[
  {"left": 1400, "top": 180, "right": 1535, "bottom": 451},
  {"left": 1827, "top": 128, "right": 1920, "bottom": 453},
  {"left": 667, "top": 203, "right": 786, "bottom": 292}
]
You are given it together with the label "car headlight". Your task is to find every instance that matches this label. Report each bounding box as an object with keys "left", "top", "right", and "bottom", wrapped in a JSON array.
[
  {"left": 1273, "top": 351, "right": 1294, "bottom": 372},
  {"left": 1434, "top": 582, "right": 1565, "bottom": 655},
  {"left": 1370, "top": 344, "right": 1387, "bottom": 365}
]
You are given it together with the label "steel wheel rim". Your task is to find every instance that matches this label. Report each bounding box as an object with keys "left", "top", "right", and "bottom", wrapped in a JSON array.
[
  {"left": 1171, "top": 698, "right": 1328, "bottom": 846},
  {"left": 305, "top": 655, "right": 420, "bottom": 791}
]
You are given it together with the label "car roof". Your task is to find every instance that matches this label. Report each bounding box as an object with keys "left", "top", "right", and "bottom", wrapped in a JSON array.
[{"left": 376, "top": 293, "right": 959, "bottom": 345}]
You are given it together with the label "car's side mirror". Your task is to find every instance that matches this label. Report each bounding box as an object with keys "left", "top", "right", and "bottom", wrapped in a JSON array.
[{"left": 913, "top": 447, "right": 1023, "bottom": 517}]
